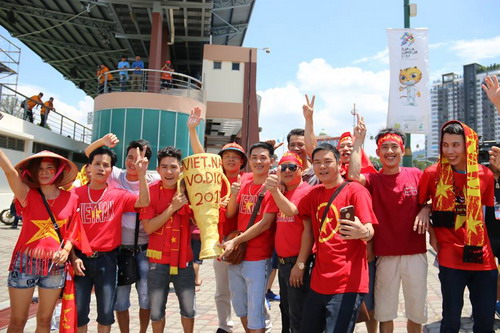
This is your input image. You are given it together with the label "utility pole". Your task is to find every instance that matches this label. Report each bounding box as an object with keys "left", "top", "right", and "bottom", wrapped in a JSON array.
[{"left": 402, "top": 0, "right": 413, "bottom": 167}]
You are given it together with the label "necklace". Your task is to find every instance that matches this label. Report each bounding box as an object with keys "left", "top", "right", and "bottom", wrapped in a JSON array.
[
  {"left": 88, "top": 185, "right": 108, "bottom": 204},
  {"left": 248, "top": 182, "right": 263, "bottom": 196}
]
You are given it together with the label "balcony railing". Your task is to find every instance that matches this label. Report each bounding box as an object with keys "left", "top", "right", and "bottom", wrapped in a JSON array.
[
  {"left": 0, "top": 84, "right": 92, "bottom": 143},
  {"left": 97, "top": 69, "right": 204, "bottom": 102}
]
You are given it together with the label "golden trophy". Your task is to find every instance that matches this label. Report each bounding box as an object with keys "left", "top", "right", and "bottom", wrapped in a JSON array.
[{"left": 179, "top": 153, "right": 230, "bottom": 259}]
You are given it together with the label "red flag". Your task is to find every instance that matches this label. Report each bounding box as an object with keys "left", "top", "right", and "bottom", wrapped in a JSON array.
[
  {"left": 60, "top": 265, "right": 77, "bottom": 333},
  {"left": 66, "top": 209, "right": 92, "bottom": 255}
]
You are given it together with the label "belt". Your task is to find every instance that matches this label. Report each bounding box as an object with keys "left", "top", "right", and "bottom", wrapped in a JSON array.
[
  {"left": 278, "top": 256, "right": 298, "bottom": 265},
  {"left": 118, "top": 244, "right": 148, "bottom": 253},
  {"left": 75, "top": 248, "right": 117, "bottom": 259}
]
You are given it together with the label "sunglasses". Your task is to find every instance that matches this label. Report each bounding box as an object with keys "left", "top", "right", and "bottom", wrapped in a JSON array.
[{"left": 280, "top": 163, "right": 298, "bottom": 172}]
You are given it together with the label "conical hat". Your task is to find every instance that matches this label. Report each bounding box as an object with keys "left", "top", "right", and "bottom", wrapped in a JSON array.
[{"left": 14, "top": 150, "right": 79, "bottom": 188}]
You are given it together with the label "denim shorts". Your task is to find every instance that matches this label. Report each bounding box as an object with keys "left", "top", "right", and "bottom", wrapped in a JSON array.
[
  {"left": 114, "top": 249, "right": 150, "bottom": 311},
  {"left": 148, "top": 262, "right": 195, "bottom": 321},
  {"left": 8, "top": 254, "right": 65, "bottom": 289},
  {"left": 228, "top": 259, "right": 271, "bottom": 330},
  {"left": 191, "top": 238, "right": 203, "bottom": 264}
]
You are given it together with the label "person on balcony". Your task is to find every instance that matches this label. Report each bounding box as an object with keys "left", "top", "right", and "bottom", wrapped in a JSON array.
[
  {"left": 131, "top": 56, "right": 145, "bottom": 92},
  {"left": 161, "top": 60, "right": 174, "bottom": 89},
  {"left": 23, "top": 92, "right": 43, "bottom": 123},
  {"left": 40, "top": 97, "right": 54, "bottom": 128},
  {"left": 118, "top": 56, "right": 130, "bottom": 92},
  {"left": 97, "top": 64, "right": 114, "bottom": 94}
]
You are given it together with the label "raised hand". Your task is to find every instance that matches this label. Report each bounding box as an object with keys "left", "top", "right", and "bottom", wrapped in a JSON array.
[
  {"left": 102, "top": 133, "right": 119, "bottom": 148},
  {"left": 135, "top": 147, "right": 149, "bottom": 176},
  {"left": 482, "top": 75, "right": 500, "bottom": 111},
  {"left": 265, "top": 174, "right": 280, "bottom": 193},
  {"left": 188, "top": 107, "right": 202, "bottom": 129},
  {"left": 302, "top": 94, "right": 315, "bottom": 120},
  {"left": 353, "top": 113, "right": 367, "bottom": 144},
  {"left": 264, "top": 139, "right": 284, "bottom": 150}
]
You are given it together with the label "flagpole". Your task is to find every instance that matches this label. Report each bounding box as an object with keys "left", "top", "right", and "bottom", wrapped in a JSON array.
[{"left": 402, "top": 0, "right": 413, "bottom": 167}]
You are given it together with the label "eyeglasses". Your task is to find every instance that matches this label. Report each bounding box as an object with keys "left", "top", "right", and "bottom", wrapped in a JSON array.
[{"left": 280, "top": 164, "right": 298, "bottom": 172}]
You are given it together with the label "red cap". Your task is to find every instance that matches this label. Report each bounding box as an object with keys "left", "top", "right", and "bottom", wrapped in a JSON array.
[
  {"left": 279, "top": 151, "right": 303, "bottom": 168},
  {"left": 218, "top": 142, "right": 247, "bottom": 169}
]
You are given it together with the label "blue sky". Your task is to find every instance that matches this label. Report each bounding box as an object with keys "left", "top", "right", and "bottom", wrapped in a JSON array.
[{"left": 1, "top": 1, "right": 500, "bottom": 156}]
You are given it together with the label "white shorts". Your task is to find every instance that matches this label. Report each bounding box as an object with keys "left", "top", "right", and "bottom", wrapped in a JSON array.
[{"left": 374, "top": 253, "right": 428, "bottom": 324}]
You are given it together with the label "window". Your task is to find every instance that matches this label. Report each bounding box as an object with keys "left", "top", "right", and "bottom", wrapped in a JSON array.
[
  {"left": 232, "top": 62, "right": 240, "bottom": 71},
  {"left": 32, "top": 143, "right": 69, "bottom": 157},
  {"left": 213, "top": 61, "right": 222, "bottom": 70},
  {"left": 0, "top": 135, "right": 24, "bottom": 152}
]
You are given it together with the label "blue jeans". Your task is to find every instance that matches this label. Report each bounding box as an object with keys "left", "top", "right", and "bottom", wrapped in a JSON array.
[
  {"left": 278, "top": 257, "right": 312, "bottom": 333},
  {"left": 75, "top": 251, "right": 118, "bottom": 327},
  {"left": 148, "top": 263, "right": 196, "bottom": 321},
  {"left": 438, "top": 265, "right": 497, "bottom": 333},
  {"left": 300, "top": 291, "right": 365, "bottom": 333},
  {"left": 114, "top": 249, "right": 150, "bottom": 311}
]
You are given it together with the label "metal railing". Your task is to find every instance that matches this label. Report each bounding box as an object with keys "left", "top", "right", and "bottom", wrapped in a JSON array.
[
  {"left": 0, "top": 84, "right": 92, "bottom": 143},
  {"left": 97, "top": 69, "right": 204, "bottom": 102}
]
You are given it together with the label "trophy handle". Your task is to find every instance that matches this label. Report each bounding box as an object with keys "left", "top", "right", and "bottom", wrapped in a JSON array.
[{"left": 220, "top": 172, "right": 231, "bottom": 203}]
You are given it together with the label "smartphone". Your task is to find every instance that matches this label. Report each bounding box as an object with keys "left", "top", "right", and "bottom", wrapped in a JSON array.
[{"left": 339, "top": 205, "right": 355, "bottom": 222}]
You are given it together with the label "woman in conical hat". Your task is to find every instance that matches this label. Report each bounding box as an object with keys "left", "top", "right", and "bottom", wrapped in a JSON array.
[{"left": 0, "top": 149, "right": 81, "bottom": 332}]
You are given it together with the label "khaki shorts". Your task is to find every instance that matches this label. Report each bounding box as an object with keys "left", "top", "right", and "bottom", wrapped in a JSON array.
[{"left": 374, "top": 253, "right": 428, "bottom": 324}]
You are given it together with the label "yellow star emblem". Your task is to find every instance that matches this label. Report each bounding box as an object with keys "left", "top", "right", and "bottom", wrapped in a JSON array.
[
  {"left": 171, "top": 236, "right": 177, "bottom": 243},
  {"left": 455, "top": 214, "right": 466, "bottom": 230},
  {"left": 245, "top": 201, "right": 253, "bottom": 211},
  {"left": 26, "top": 218, "right": 67, "bottom": 244},
  {"left": 465, "top": 218, "right": 483, "bottom": 234}
]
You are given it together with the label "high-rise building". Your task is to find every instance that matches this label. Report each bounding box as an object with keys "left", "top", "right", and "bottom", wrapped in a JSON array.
[{"left": 427, "top": 63, "right": 500, "bottom": 158}]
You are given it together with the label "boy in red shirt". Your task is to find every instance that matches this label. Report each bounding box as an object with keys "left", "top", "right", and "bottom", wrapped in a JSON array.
[
  {"left": 221, "top": 142, "right": 279, "bottom": 333},
  {"left": 297, "top": 143, "right": 377, "bottom": 333},
  {"left": 348, "top": 119, "right": 428, "bottom": 332},
  {"left": 140, "top": 147, "right": 195, "bottom": 333},
  {"left": 71, "top": 147, "right": 150, "bottom": 333},
  {"left": 419, "top": 121, "right": 497, "bottom": 332}
]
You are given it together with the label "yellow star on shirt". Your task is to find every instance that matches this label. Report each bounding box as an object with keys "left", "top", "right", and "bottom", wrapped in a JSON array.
[
  {"left": 171, "top": 236, "right": 177, "bottom": 243},
  {"left": 455, "top": 214, "right": 466, "bottom": 230},
  {"left": 245, "top": 201, "right": 253, "bottom": 212},
  {"left": 26, "top": 218, "right": 67, "bottom": 245},
  {"left": 93, "top": 209, "right": 102, "bottom": 219}
]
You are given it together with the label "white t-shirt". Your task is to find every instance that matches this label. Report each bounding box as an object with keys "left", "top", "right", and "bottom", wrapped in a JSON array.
[{"left": 108, "top": 167, "right": 160, "bottom": 245}]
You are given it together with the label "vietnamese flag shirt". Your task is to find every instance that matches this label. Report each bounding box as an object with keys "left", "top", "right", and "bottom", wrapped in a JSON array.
[{"left": 298, "top": 181, "right": 378, "bottom": 295}]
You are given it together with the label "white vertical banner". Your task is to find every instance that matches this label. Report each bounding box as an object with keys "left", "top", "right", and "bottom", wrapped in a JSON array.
[{"left": 386, "top": 28, "right": 430, "bottom": 134}]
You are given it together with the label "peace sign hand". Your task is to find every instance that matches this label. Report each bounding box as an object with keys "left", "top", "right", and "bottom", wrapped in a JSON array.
[
  {"left": 135, "top": 147, "right": 149, "bottom": 177},
  {"left": 302, "top": 94, "right": 315, "bottom": 120}
]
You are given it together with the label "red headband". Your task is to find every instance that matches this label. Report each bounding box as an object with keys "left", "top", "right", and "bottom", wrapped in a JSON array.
[
  {"left": 279, "top": 151, "right": 303, "bottom": 168},
  {"left": 377, "top": 133, "right": 404, "bottom": 151},
  {"left": 337, "top": 132, "right": 352, "bottom": 148}
]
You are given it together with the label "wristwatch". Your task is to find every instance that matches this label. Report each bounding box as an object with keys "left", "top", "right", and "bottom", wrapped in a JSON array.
[{"left": 297, "top": 262, "right": 305, "bottom": 270}]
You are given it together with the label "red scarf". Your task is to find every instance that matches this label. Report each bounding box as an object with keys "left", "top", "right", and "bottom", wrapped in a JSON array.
[
  {"left": 433, "top": 120, "right": 485, "bottom": 263},
  {"left": 60, "top": 265, "right": 77, "bottom": 332}
]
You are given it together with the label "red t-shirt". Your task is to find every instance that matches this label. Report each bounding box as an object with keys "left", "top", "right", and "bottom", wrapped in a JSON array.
[
  {"left": 418, "top": 164, "right": 496, "bottom": 270},
  {"left": 218, "top": 175, "right": 239, "bottom": 239},
  {"left": 364, "top": 167, "right": 426, "bottom": 256},
  {"left": 140, "top": 182, "right": 193, "bottom": 265},
  {"left": 275, "top": 182, "right": 312, "bottom": 258},
  {"left": 73, "top": 185, "right": 137, "bottom": 252},
  {"left": 236, "top": 178, "right": 279, "bottom": 261},
  {"left": 298, "top": 182, "right": 378, "bottom": 295}
]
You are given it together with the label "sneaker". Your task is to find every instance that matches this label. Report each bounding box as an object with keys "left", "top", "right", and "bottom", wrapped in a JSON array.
[
  {"left": 265, "top": 289, "right": 280, "bottom": 302},
  {"left": 496, "top": 301, "right": 500, "bottom": 318}
]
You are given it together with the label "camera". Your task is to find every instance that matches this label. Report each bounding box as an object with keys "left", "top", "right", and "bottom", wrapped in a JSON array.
[{"left": 478, "top": 140, "right": 499, "bottom": 165}]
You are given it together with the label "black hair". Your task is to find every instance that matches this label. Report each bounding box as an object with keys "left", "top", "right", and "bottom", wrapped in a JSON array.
[
  {"left": 157, "top": 146, "right": 182, "bottom": 164},
  {"left": 126, "top": 139, "right": 152, "bottom": 160},
  {"left": 286, "top": 128, "right": 305, "bottom": 144},
  {"left": 375, "top": 128, "right": 407, "bottom": 146},
  {"left": 442, "top": 122, "right": 464, "bottom": 136},
  {"left": 89, "top": 147, "right": 117, "bottom": 167},
  {"left": 27, "top": 157, "right": 64, "bottom": 187},
  {"left": 249, "top": 142, "right": 274, "bottom": 157},
  {"left": 311, "top": 143, "right": 340, "bottom": 162}
]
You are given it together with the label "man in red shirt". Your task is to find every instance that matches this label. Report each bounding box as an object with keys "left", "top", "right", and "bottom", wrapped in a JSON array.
[
  {"left": 188, "top": 107, "right": 247, "bottom": 333},
  {"left": 419, "top": 121, "right": 497, "bottom": 332},
  {"left": 265, "top": 151, "right": 312, "bottom": 332},
  {"left": 71, "top": 147, "right": 150, "bottom": 333},
  {"left": 140, "top": 147, "right": 195, "bottom": 333},
  {"left": 348, "top": 120, "right": 428, "bottom": 333},
  {"left": 297, "top": 143, "right": 377, "bottom": 333},
  {"left": 222, "top": 142, "right": 279, "bottom": 333}
]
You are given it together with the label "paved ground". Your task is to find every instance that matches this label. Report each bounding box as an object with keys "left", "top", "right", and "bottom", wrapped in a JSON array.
[{"left": 0, "top": 224, "right": 498, "bottom": 332}]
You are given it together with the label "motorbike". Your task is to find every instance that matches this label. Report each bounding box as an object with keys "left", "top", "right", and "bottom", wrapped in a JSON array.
[{"left": 0, "top": 208, "right": 21, "bottom": 225}]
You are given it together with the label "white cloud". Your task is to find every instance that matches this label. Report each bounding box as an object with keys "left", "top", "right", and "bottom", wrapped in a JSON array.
[
  {"left": 353, "top": 49, "right": 389, "bottom": 65},
  {"left": 258, "top": 59, "right": 390, "bottom": 157},
  {"left": 450, "top": 36, "right": 500, "bottom": 62}
]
